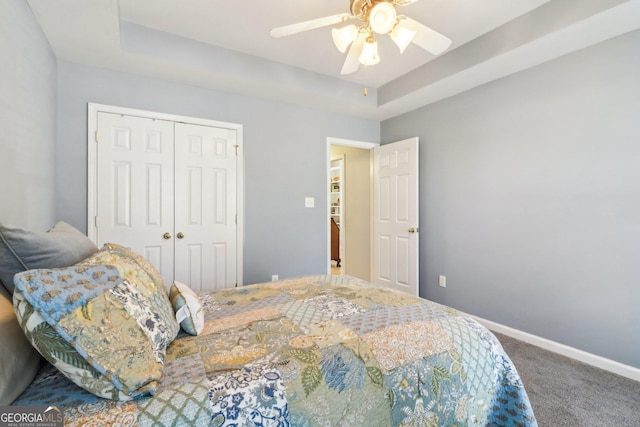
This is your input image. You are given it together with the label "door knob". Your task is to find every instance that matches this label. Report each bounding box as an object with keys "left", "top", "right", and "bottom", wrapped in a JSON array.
[
  {"left": 177, "top": 232, "right": 185, "bottom": 239},
  {"left": 408, "top": 227, "right": 418, "bottom": 233},
  {"left": 163, "top": 232, "right": 172, "bottom": 240}
]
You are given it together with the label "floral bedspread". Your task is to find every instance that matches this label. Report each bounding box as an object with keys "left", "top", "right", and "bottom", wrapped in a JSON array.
[{"left": 14, "top": 275, "right": 537, "bottom": 426}]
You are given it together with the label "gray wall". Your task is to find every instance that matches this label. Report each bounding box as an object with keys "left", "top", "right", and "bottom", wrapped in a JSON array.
[
  {"left": 56, "top": 61, "right": 379, "bottom": 285},
  {"left": 0, "top": 0, "right": 57, "bottom": 229},
  {"left": 382, "top": 30, "right": 640, "bottom": 368}
]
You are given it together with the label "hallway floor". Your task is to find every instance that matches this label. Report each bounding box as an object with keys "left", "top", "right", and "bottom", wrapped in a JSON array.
[{"left": 330, "top": 260, "right": 343, "bottom": 275}]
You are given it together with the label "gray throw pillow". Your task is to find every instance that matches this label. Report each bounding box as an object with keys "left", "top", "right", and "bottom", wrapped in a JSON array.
[
  {"left": 0, "top": 284, "right": 41, "bottom": 404},
  {"left": 0, "top": 221, "right": 99, "bottom": 294}
]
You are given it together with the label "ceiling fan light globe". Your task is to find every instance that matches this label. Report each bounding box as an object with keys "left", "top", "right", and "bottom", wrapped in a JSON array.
[
  {"left": 359, "top": 39, "right": 380, "bottom": 66},
  {"left": 369, "top": 2, "right": 397, "bottom": 34},
  {"left": 389, "top": 23, "right": 416, "bottom": 53},
  {"left": 332, "top": 25, "right": 359, "bottom": 53}
]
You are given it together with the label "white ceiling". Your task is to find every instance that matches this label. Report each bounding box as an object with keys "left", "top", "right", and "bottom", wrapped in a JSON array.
[
  {"left": 27, "top": 0, "right": 640, "bottom": 120},
  {"left": 117, "top": 0, "right": 550, "bottom": 87}
]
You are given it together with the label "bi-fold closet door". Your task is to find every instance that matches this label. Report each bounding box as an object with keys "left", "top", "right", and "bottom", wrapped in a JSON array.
[{"left": 94, "top": 111, "right": 238, "bottom": 291}]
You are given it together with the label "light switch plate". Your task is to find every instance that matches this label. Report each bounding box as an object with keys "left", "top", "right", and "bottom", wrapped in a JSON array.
[
  {"left": 439, "top": 275, "right": 447, "bottom": 288},
  {"left": 305, "top": 197, "right": 315, "bottom": 208}
]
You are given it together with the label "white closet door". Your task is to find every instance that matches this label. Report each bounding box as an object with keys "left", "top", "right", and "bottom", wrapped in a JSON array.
[
  {"left": 95, "top": 112, "right": 175, "bottom": 287},
  {"left": 174, "top": 123, "right": 238, "bottom": 291}
]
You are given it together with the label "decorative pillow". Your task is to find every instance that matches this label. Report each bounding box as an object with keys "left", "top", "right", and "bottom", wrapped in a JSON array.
[
  {"left": 169, "top": 281, "right": 204, "bottom": 335},
  {"left": 0, "top": 221, "right": 99, "bottom": 294},
  {"left": 13, "top": 289, "right": 139, "bottom": 401},
  {"left": 79, "top": 243, "right": 179, "bottom": 341},
  {"left": 101, "top": 243, "right": 167, "bottom": 293},
  {"left": 0, "top": 285, "right": 41, "bottom": 405},
  {"left": 13, "top": 264, "right": 171, "bottom": 400}
]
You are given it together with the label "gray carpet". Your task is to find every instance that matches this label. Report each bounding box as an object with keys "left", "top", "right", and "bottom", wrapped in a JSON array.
[{"left": 493, "top": 332, "right": 640, "bottom": 426}]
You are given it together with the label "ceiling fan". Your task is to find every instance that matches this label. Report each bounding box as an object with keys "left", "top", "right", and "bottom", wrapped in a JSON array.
[{"left": 270, "top": 0, "right": 452, "bottom": 75}]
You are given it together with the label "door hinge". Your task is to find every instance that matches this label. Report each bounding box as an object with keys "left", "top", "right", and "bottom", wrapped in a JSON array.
[
  {"left": 234, "top": 144, "right": 239, "bottom": 155},
  {"left": 95, "top": 130, "right": 99, "bottom": 143},
  {"left": 235, "top": 214, "right": 237, "bottom": 225},
  {"left": 94, "top": 216, "right": 99, "bottom": 227},
  {"left": 235, "top": 282, "right": 238, "bottom": 288}
]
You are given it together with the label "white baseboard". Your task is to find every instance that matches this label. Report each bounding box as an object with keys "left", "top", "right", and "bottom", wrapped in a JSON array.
[{"left": 471, "top": 315, "right": 640, "bottom": 383}]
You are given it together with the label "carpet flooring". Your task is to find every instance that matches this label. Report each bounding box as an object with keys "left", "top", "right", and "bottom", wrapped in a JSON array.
[{"left": 493, "top": 332, "right": 640, "bottom": 426}]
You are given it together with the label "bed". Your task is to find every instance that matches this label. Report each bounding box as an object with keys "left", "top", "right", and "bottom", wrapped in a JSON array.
[{"left": 2, "top": 222, "right": 537, "bottom": 426}]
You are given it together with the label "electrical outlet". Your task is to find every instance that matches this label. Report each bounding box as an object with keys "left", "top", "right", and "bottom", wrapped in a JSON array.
[
  {"left": 272, "top": 274, "right": 279, "bottom": 282},
  {"left": 305, "top": 197, "right": 315, "bottom": 208},
  {"left": 439, "top": 275, "right": 447, "bottom": 288}
]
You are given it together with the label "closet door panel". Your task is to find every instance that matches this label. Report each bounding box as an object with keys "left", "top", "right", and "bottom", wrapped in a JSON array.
[
  {"left": 174, "top": 123, "right": 237, "bottom": 291},
  {"left": 96, "top": 112, "right": 175, "bottom": 288}
]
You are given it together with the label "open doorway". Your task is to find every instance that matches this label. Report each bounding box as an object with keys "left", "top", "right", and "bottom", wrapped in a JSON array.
[
  {"left": 326, "top": 137, "right": 379, "bottom": 281},
  {"left": 329, "top": 156, "right": 344, "bottom": 274}
]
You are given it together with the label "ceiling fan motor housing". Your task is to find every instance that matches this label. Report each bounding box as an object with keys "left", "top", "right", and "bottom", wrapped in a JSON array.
[
  {"left": 351, "top": 0, "right": 401, "bottom": 35},
  {"left": 351, "top": 0, "right": 419, "bottom": 18},
  {"left": 351, "top": 0, "right": 389, "bottom": 20}
]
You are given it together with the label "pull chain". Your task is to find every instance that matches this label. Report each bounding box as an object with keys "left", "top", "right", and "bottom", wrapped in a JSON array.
[{"left": 363, "top": 62, "right": 370, "bottom": 96}]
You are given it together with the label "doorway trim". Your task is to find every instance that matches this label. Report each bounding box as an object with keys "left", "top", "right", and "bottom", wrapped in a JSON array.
[
  {"left": 87, "top": 102, "right": 245, "bottom": 286},
  {"left": 326, "top": 137, "right": 379, "bottom": 276}
]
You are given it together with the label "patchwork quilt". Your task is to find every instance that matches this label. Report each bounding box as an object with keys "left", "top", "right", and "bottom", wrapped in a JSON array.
[{"left": 14, "top": 275, "right": 537, "bottom": 426}]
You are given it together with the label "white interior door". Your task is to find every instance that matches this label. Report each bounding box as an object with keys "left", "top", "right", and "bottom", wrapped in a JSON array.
[
  {"left": 95, "top": 112, "right": 175, "bottom": 285},
  {"left": 372, "top": 137, "right": 419, "bottom": 295},
  {"left": 174, "top": 123, "right": 238, "bottom": 291}
]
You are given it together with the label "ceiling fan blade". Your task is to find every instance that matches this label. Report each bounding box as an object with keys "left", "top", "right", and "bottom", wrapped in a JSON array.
[
  {"left": 341, "top": 33, "right": 366, "bottom": 75},
  {"left": 401, "top": 16, "right": 452, "bottom": 55},
  {"left": 270, "top": 13, "right": 351, "bottom": 38}
]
